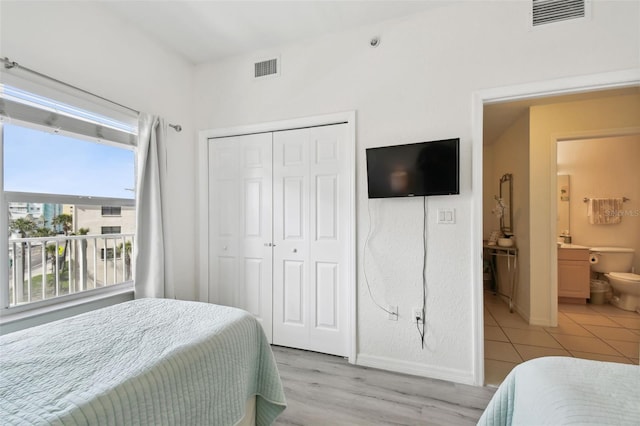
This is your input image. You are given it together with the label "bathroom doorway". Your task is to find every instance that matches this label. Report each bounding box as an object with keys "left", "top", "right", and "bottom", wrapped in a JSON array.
[
  {"left": 556, "top": 134, "right": 640, "bottom": 275},
  {"left": 478, "top": 82, "right": 640, "bottom": 385}
]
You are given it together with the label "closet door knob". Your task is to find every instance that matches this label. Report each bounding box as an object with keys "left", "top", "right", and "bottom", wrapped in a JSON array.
[{"left": 293, "top": 248, "right": 297, "bottom": 253}]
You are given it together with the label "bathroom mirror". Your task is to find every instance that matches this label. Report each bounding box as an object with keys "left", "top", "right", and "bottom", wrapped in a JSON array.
[
  {"left": 499, "top": 173, "right": 513, "bottom": 235},
  {"left": 557, "top": 174, "right": 570, "bottom": 236}
]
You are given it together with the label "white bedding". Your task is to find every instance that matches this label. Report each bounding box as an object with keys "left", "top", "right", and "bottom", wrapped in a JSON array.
[
  {"left": 0, "top": 298, "right": 286, "bottom": 425},
  {"left": 478, "top": 356, "right": 640, "bottom": 425}
]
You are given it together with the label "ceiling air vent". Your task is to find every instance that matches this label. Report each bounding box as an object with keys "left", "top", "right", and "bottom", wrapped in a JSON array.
[
  {"left": 254, "top": 58, "right": 279, "bottom": 78},
  {"left": 532, "top": 0, "right": 586, "bottom": 27}
]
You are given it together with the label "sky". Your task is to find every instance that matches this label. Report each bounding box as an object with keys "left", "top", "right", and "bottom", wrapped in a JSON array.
[{"left": 3, "top": 124, "right": 135, "bottom": 200}]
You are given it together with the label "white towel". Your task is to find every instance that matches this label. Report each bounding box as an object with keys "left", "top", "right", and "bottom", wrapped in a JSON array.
[{"left": 588, "top": 198, "right": 623, "bottom": 224}]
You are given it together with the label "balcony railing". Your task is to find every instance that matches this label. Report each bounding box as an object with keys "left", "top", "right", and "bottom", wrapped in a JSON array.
[{"left": 7, "top": 233, "right": 134, "bottom": 307}]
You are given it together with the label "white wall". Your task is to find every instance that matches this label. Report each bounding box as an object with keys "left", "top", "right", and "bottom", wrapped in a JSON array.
[
  {"left": 195, "top": 1, "right": 639, "bottom": 382},
  {"left": 0, "top": 1, "right": 197, "bottom": 304},
  {"left": 558, "top": 134, "right": 640, "bottom": 273}
]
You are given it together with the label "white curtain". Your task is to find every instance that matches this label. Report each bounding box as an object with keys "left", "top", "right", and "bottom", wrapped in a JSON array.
[{"left": 133, "top": 113, "right": 174, "bottom": 298}]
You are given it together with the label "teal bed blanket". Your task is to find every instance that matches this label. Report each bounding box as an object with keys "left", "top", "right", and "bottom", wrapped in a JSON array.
[
  {"left": 478, "top": 356, "right": 640, "bottom": 425},
  {"left": 0, "top": 299, "right": 286, "bottom": 425}
]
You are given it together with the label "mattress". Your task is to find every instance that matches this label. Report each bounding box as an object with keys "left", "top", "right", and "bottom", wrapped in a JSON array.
[
  {"left": 0, "top": 298, "right": 286, "bottom": 425},
  {"left": 478, "top": 356, "right": 640, "bottom": 425}
]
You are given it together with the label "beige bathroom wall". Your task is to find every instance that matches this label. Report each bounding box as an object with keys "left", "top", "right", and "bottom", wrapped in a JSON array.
[
  {"left": 529, "top": 93, "right": 640, "bottom": 325},
  {"left": 557, "top": 135, "right": 640, "bottom": 273},
  {"left": 484, "top": 112, "right": 531, "bottom": 319}
]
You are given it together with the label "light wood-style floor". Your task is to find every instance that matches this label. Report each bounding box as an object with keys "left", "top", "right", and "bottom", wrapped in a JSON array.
[{"left": 272, "top": 346, "right": 496, "bottom": 426}]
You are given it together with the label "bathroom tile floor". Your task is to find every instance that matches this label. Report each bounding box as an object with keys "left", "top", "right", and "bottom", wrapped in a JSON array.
[{"left": 484, "top": 291, "right": 640, "bottom": 386}]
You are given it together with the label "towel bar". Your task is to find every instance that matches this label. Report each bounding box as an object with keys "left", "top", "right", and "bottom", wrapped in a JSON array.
[{"left": 583, "top": 197, "right": 630, "bottom": 203}]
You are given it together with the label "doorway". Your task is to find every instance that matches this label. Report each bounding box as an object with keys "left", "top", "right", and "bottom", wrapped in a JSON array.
[{"left": 472, "top": 70, "right": 640, "bottom": 386}]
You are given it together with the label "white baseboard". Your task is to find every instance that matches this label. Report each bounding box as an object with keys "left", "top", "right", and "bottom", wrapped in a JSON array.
[{"left": 356, "top": 353, "right": 475, "bottom": 386}]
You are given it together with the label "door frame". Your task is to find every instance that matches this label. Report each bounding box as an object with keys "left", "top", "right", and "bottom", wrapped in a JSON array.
[
  {"left": 198, "top": 111, "right": 357, "bottom": 363},
  {"left": 471, "top": 69, "right": 640, "bottom": 386}
]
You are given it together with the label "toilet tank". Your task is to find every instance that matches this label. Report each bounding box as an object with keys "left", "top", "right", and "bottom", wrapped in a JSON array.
[{"left": 589, "top": 247, "right": 635, "bottom": 273}]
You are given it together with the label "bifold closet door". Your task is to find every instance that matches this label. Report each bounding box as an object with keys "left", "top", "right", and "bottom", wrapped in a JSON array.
[
  {"left": 272, "top": 124, "right": 350, "bottom": 357},
  {"left": 208, "top": 133, "right": 273, "bottom": 341}
]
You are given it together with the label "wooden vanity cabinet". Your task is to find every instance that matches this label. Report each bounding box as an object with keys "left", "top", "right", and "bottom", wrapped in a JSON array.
[{"left": 558, "top": 248, "right": 590, "bottom": 303}]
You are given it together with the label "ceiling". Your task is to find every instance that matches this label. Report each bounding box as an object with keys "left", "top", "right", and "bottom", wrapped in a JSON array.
[
  {"left": 101, "top": 0, "right": 446, "bottom": 65},
  {"left": 483, "top": 86, "right": 640, "bottom": 145},
  {"left": 101, "top": 2, "right": 638, "bottom": 144}
]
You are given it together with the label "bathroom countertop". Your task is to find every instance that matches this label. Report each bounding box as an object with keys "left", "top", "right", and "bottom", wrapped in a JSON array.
[{"left": 558, "top": 243, "right": 590, "bottom": 250}]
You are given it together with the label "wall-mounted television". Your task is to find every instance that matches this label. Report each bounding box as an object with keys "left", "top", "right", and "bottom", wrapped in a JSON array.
[{"left": 366, "top": 138, "right": 459, "bottom": 198}]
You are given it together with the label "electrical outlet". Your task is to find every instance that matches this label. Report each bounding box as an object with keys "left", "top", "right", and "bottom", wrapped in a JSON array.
[
  {"left": 388, "top": 305, "right": 398, "bottom": 321},
  {"left": 413, "top": 307, "right": 424, "bottom": 323}
]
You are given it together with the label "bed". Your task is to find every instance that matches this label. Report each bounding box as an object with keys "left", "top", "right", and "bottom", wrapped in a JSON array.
[
  {"left": 478, "top": 356, "right": 640, "bottom": 425},
  {"left": 0, "top": 298, "right": 286, "bottom": 425}
]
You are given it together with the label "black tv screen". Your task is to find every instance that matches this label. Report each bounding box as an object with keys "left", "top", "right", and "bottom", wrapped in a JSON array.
[{"left": 366, "top": 138, "right": 460, "bottom": 198}]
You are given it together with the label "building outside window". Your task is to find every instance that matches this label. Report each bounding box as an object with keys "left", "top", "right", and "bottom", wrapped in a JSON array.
[{"left": 101, "top": 225, "right": 123, "bottom": 261}]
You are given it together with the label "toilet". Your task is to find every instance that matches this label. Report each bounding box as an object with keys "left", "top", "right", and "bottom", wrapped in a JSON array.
[{"left": 590, "top": 247, "right": 640, "bottom": 312}]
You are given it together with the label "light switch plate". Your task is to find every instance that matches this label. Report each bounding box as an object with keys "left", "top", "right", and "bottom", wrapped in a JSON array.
[{"left": 437, "top": 208, "right": 455, "bottom": 224}]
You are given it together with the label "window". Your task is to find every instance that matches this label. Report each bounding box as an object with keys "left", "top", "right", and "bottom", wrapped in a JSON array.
[
  {"left": 101, "top": 206, "right": 121, "bottom": 216},
  {"left": 1, "top": 82, "right": 137, "bottom": 311},
  {"left": 101, "top": 226, "right": 122, "bottom": 235},
  {"left": 100, "top": 248, "right": 119, "bottom": 261}
]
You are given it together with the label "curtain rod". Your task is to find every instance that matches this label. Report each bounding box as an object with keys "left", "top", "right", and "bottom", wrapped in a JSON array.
[{"left": 2, "top": 56, "right": 182, "bottom": 132}]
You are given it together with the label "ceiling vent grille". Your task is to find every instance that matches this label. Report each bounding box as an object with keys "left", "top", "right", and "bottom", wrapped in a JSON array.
[
  {"left": 532, "top": 0, "right": 586, "bottom": 26},
  {"left": 254, "top": 58, "right": 279, "bottom": 78}
]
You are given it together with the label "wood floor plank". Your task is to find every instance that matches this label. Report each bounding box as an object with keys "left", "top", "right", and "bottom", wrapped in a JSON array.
[{"left": 272, "top": 346, "right": 495, "bottom": 425}]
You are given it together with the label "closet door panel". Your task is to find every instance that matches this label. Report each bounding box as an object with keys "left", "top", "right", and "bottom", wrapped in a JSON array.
[
  {"left": 209, "top": 133, "right": 273, "bottom": 340},
  {"left": 315, "top": 262, "right": 338, "bottom": 329},
  {"left": 308, "top": 124, "right": 349, "bottom": 355},
  {"left": 209, "top": 140, "right": 239, "bottom": 306},
  {"left": 273, "top": 133, "right": 310, "bottom": 345},
  {"left": 273, "top": 124, "right": 349, "bottom": 356},
  {"left": 283, "top": 177, "right": 304, "bottom": 240},
  {"left": 283, "top": 260, "right": 305, "bottom": 325},
  {"left": 315, "top": 175, "right": 338, "bottom": 240}
]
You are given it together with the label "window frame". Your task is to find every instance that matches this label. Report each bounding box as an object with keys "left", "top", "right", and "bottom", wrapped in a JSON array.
[
  {"left": 101, "top": 225, "right": 123, "bottom": 235},
  {"left": 1, "top": 102, "right": 137, "bottom": 318},
  {"left": 101, "top": 206, "right": 122, "bottom": 217}
]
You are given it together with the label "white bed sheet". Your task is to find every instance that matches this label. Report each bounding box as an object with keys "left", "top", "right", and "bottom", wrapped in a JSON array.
[
  {"left": 0, "top": 299, "right": 286, "bottom": 425},
  {"left": 478, "top": 356, "right": 640, "bottom": 425}
]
